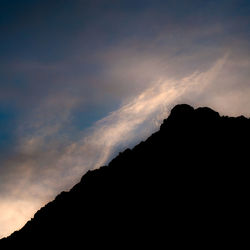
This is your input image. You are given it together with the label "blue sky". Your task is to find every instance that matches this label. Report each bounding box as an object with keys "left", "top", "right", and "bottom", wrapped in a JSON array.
[{"left": 0, "top": 0, "right": 250, "bottom": 238}]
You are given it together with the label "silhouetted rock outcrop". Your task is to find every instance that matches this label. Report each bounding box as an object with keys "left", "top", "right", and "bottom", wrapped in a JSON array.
[{"left": 1, "top": 104, "right": 249, "bottom": 248}]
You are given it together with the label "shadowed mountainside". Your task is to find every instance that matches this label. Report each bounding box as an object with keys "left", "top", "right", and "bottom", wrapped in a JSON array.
[{"left": 1, "top": 104, "right": 249, "bottom": 248}]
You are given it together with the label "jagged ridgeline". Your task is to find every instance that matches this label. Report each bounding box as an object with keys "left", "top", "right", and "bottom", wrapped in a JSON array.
[{"left": 1, "top": 104, "right": 249, "bottom": 248}]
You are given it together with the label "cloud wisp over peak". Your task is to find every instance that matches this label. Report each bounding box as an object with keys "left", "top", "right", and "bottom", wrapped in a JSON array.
[
  {"left": 0, "top": 55, "right": 236, "bottom": 238},
  {"left": 1, "top": 0, "right": 250, "bottom": 238}
]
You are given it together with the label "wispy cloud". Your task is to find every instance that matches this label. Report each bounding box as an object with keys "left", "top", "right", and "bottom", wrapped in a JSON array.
[{"left": 0, "top": 55, "right": 230, "bottom": 238}]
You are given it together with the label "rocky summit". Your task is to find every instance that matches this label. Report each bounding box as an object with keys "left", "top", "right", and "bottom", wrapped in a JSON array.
[{"left": 1, "top": 104, "right": 249, "bottom": 248}]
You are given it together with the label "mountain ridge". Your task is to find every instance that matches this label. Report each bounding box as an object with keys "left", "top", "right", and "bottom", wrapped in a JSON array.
[{"left": 1, "top": 104, "right": 249, "bottom": 248}]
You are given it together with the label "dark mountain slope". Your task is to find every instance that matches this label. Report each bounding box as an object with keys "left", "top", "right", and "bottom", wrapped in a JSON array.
[{"left": 1, "top": 104, "right": 249, "bottom": 248}]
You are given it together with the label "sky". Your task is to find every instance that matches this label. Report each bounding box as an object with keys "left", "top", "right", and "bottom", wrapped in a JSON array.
[{"left": 0, "top": 0, "right": 250, "bottom": 238}]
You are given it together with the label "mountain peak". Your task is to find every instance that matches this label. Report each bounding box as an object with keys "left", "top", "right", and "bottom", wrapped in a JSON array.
[
  {"left": 160, "top": 104, "right": 220, "bottom": 131},
  {"left": 1, "top": 104, "right": 249, "bottom": 248},
  {"left": 170, "top": 103, "right": 195, "bottom": 116}
]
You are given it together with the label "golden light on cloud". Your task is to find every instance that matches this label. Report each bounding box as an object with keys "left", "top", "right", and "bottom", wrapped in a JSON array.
[{"left": 0, "top": 199, "right": 41, "bottom": 238}]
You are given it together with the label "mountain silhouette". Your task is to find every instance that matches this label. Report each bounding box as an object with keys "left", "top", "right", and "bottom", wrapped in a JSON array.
[{"left": 1, "top": 104, "right": 249, "bottom": 248}]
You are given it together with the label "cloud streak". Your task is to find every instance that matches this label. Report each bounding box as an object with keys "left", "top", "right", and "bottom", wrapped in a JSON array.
[{"left": 0, "top": 55, "right": 232, "bottom": 238}]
